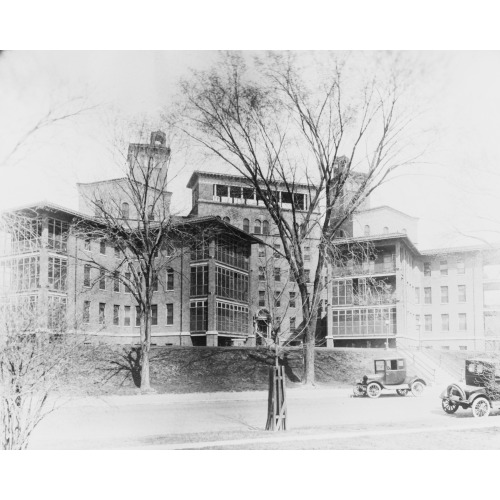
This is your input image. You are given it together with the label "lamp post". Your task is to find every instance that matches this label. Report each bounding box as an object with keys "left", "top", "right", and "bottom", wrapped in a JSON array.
[{"left": 385, "top": 319, "right": 390, "bottom": 349}]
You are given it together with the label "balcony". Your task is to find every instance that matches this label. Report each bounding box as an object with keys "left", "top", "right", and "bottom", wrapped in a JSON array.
[{"left": 332, "top": 261, "right": 396, "bottom": 278}]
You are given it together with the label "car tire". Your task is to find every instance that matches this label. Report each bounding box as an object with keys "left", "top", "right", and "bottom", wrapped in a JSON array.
[
  {"left": 471, "top": 396, "right": 491, "bottom": 418},
  {"left": 353, "top": 384, "right": 366, "bottom": 397},
  {"left": 366, "top": 382, "right": 382, "bottom": 399},
  {"left": 442, "top": 398, "right": 459, "bottom": 414},
  {"left": 411, "top": 381, "right": 425, "bottom": 397},
  {"left": 396, "top": 389, "right": 409, "bottom": 396}
]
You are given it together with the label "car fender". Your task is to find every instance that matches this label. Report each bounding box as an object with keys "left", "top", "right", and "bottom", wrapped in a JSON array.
[
  {"left": 409, "top": 377, "right": 426, "bottom": 386},
  {"left": 366, "top": 380, "right": 383, "bottom": 389},
  {"left": 468, "top": 390, "right": 490, "bottom": 405}
]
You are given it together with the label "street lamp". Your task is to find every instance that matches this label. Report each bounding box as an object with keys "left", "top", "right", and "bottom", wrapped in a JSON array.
[{"left": 385, "top": 319, "right": 390, "bottom": 349}]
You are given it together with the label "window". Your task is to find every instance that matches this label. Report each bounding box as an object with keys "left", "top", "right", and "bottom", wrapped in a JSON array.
[
  {"left": 441, "top": 286, "right": 448, "bottom": 304},
  {"left": 332, "top": 307, "right": 396, "bottom": 337},
  {"left": 258, "top": 244, "right": 265, "bottom": 258},
  {"left": 275, "top": 291, "right": 281, "bottom": 307},
  {"left": 243, "top": 218, "right": 250, "bottom": 233},
  {"left": 416, "top": 314, "right": 420, "bottom": 331},
  {"left": 114, "top": 246, "right": 120, "bottom": 258},
  {"left": 124, "top": 271, "right": 131, "bottom": 293},
  {"left": 458, "top": 285, "right": 466, "bottom": 302},
  {"left": 84, "top": 238, "right": 91, "bottom": 251},
  {"left": 113, "top": 271, "right": 120, "bottom": 293},
  {"left": 415, "top": 287, "right": 420, "bottom": 304},
  {"left": 290, "top": 292, "right": 296, "bottom": 308},
  {"left": 424, "top": 314, "right": 432, "bottom": 332},
  {"left": 216, "top": 301, "right": 249, "bottom": 334},
  {"left": 190, "top": 265, "right": 208, "bottom": 296},
  {"left": 290, "top": 317, "right": 296, "bottom": 332},
  {"left": 100, "top": 240, "right": 106, "bottom": 255},
  {"left": 83, "top": 264, "right": 91, "bottom": 287},
  {"left": 440, "top": 260, "right": 448, "bottom": 276},
  {"left": 190, "top": 300, "right": 208, "bottom": 332},
  {"left": 47, "top": 218, "right": 68, "bottom": 251},
  {"left": 274, "top": 267, "right": 281, "bottom": 282},
  {"left": 263, "top": 220, "right": 270, "bottom": 235},
  {"left": 124, "top": 306, "right": 131, "bottom": 326},
  {"left": 424, "top": 262, "right": 431, "bottom": 277},
  {"left": 48, "top": 257, "right": 67, "bottom": 291},
  {"left": 151, "top": 305, "right": 158, "bottom": 326},
  {"left": 135, "top": 306, "right": 141, "bottom": 327},
  {"left": 364, "top": 225, "right": 370, "bottom": 236},
  {"left": 424, "top": 287, "right": 432, "bottom": 304},
  {"left": 121, "top": 202, "right": 129, "bottom": 219},
  {"left": 99, "top": 303, "right": 106, "bottom": 325},
  {"left": 166, "top": 268, "right": 174, "bottom": 291},
  {"left": 83, "top": 301, "right": 90, "bottom": 323},
  {"left": 383, "top": 226, "right": 389, "bottom": 234},
  {"left": 273, "top": 243, "right": 280, "bottom": 257},
  {"left": 166, "top": 303, "right": 174, "bottom": 325},
  {"left": 216, "top": 266, "right": 249, "bottom": 302},
  {"left": 113, "top": 305, "right": 120, "bottom": 325},
  {"left": 254, "top": 219, "right": 262, "bottom": 235},
  {"left": 215, "top": 235, "right": 250, "bottom": 270},
  {"left": 223, "top": 216, "right": 230, "bottom": 223},
  {"left": 304, "top": 269, "right": 310, "bottom": 283},
  {"left": 152, "top": 271, "right": 158, "bottom": 292},
  {"left": 459, "top": 313, "right": 467, "bottom": 331},
  {"left": 459, "top": 346, "right": 468, "bottom": 351},
  {"left": 259, "top": 290, "right": 266, "bottom": 307},
  {"left": 148, "top": 205, "right": 155, "bottom": 221},
  {"left": 457, "top": 260, "right": 465, "bottom": 275},
  {"left": 258, "top": 266, "right": 266, "bottom": 281},
  {"left": 332, "top": 280, "right": 353, "bottom": 306},
  {"left": 99, "top": 267, "right": 106, "bottom": 290},
  {"left": 441, "top": 314, "right": 449, "bottom": 331}
]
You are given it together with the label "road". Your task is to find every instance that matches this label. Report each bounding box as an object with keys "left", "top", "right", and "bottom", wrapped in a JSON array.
[{"left": 29, "top": 386, "right": 500, "bottom": 449}]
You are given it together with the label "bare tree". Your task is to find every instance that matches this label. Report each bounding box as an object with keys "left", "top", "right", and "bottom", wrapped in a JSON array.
[{"left": 177, "top": 51, "right": 422, "bottom": 385}]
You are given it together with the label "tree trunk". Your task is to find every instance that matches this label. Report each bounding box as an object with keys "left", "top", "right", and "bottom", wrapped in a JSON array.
[
  {"left": 303, "top": 324, "right": 316, "bottom": 386},
  {"left": 140, "top": 311, "right": 152, "bottom": 392}
]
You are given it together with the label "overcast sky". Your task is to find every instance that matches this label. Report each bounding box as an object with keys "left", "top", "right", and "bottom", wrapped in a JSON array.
[{"left": 1, "top": 50, "right": 500, "bottom": 250}]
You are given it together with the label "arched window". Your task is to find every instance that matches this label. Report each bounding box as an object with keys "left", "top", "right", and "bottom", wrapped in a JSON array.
[
  {"left": 364, "top": 225, "right": 370, "bottom": 236},
  {"left": 263, "top": 220, "right": 269, "bottom": 235},
  {"left": 254, "top": 219, "right": 262, "bottom": 234},
  {"left": 121, "top": 202, "right": 130, "bottom": 219},
  {"left": 383, "top": 226, "right": 389, "bottom": 235},
  {"left": 223, "top": 216, "right": 230, "bottom": 223},
  {"left": 243, "top": 218, "right": 249, "bottom": 233}
]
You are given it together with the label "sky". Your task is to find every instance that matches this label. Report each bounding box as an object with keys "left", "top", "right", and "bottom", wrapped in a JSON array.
[{"left": 1, "top": 50, "right": 500, "bottom": 250}]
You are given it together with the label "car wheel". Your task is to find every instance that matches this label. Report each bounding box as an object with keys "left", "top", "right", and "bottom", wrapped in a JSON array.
[
  {"left": 366, "top": 382, "right": 382, "bottom": 399},
  {"left": 442, "top": 398, "right": 459, "bottom": 414},
  {"left": 353, "top": 384, "right": 366, "bottom": 397},
  {"left": 411, "top": 381, "right": 425, "bottom": 397},
  {"left": 396, "top": 389, "right": 409, "bottom": 397},
  {"left": 471, "top": 397, "right": 491, "bottom": 418}
]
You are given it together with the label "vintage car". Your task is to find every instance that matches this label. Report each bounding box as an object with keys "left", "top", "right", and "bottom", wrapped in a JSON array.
[
  {"left": 352, "top": 358, "right": 426, "bottom": 398},
  {"left": 440, "top": 359, "right": 500, "bottom": 417}
]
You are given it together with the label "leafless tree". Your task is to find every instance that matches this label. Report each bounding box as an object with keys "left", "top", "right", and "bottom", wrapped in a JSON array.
[{"left": 177, "top": 51, "right": 422, "bottom": 385}]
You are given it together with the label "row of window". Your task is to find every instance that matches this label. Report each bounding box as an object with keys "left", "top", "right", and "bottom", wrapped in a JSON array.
[
  {"left": 216, "top": 301, "right": 249, "bottom": 335},
  {"left": 416, "top": 285, "right": 467, "bottom": 304},
  {"left": 417, "top": 313, "right": 468, "bottom": 332},
  {"left": 363, "top": 225, "right": 407, "bottom": 236},
  {"left": 331, "top": 307, "right": 397, "bottom": 336},
  {"left": 0, "top": 256, "right": 41, "bottom": 292},
  {"left": 83, "top": 301, "right": 174, "bottom": 326},
  {"left": 216, "top": 266, "right": 249, "bottom": 303},
  {"left": 258, "top": 290, "right": 297, "bottom": 308},
  {"left": 423, "top": 260, "right": 465, "bottom": 277},
  {"left": 258, "top": 266, "right": 309, "bottom": 283}
]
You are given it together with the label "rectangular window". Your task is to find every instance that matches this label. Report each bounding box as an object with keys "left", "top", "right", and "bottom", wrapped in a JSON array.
[
  {"left": 415, "top": 287, "right": 420, "bottom": 304},
  {"left": 440, "top": 260, "right": 448, "bottom": 276},
  {"left": 216, "top": 266, "right": 249, "bottom": 302},
  {"left": 458, "top": 285, "right": 466, "bottom": 302},
  {"left": 459, "top": 313, "right": 467, "bottom": 331},
  {"left": 167, "top": 268, "right": 174, "bottom": 291},
  {"left": 273, "top": 244, "right": 281, "bottom": 258},
  {"left": 100, "top": 240, "right": 106, "bottom": 255},
  {"left": 289, "top": 292, "right": 296, "bottom": 308},
  {"left": 113, "top": 271, "right": 120, "bottom": 293},
  {"left": 48, "top": 296, "right": 67, "bottom": 332},
  {"left": 124, "top": 306, "right": 131, "bottom": 326},
  {"left": 290, "top": 317, "right": 296, "bottom": 332},
  {"left": 441, "top": 286, "right": 448, "bottom": 304},
  {"left": 424, "top": 314, "right": 432, "bottom": 332},
  {"left": 99, "top": 303, "right": 106, "bottom": 325},
  {"left": 258, "top": 266, "right": 266, "bottom": 281},
  {"left": 99, "top": 267, "right": 106, "bottom": 290},
  {"left": 190, "top": 265, "right": 208, "bottom": 296},
  {"left": 84, "top": 264, "right": 91, "bottom": 287},
  {"left": 48, "top": 257, "right": 67, "bottom": 291},
  {"left": 416, "top": 314, "right": 420, "bottom": 331},
  {"left": 47, "top": 218, "right": 68, "bottom": 251},
  {"left": 114, "top": 246, "right": 120, "bottom": 258},
  {"left": 190, "top": 300, "right": 208, "bottom": 332},
  {"left": 441, "top": 314, "right": 449, "bottom": 331},
  {"left": 166, "top": 303, "right": 174, "bottom": 325},
  {"left": 83, "top": 301, "right": 90, "bottom": 324},
  {"left": 151, "top": 305, "right": 158, "bottom": 326},
  {"left": 135, "top": 306, "right": 141, "bottom": 327},
  {"left": 259, "top": 290, "right": 265, "bottom": 307},
  {"left": 304, "top": 269, "right": 310, "bottom": 283},
  {"left": 152, "top": 271, "right": 158, "bottom": 292},
  {"left": 457, "top": 260, "right": 465, "bottom": 274},
  {"left": 424, "top": 287, "right": 432, "bottom": 304},
  {"left": 216, "top": 301, "right": 249, "bottom": 334},
  {"left": 258, "top": 244, "right": 265, "bottom": 258},
  {"left": 113, "top": 305, "right": 120, "bottom": 325},
  {"left": 274, "top": 291, "right": 281, "bottom": 308},
  {"left": 274, "top": 267, "right": 281, "bottom": 282},
  {"left": 424, "top": 262, "right": 431, "bottom": 277},
  {"left": 124, "top": 271, "right": 131, "bottom": 293},
  {"left": 84, "top": 238, "right": 91, "bottom": 251}
]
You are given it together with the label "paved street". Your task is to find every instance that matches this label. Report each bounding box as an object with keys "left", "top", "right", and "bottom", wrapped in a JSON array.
[{"left": 29, "top": 386, "right": 500, "bottom": 449}]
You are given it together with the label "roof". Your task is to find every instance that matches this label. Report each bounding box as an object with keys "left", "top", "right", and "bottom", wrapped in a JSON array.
[
  {"left": 187, "top": 170, "right": 318, "bottom": 191},
  {"left": 330, "top": 232, "right": 421, "bottom": 256},
  {"left": 420, "top": 244, "right": 500, "bottom": 256},
  {"left": 77, "top": 178, "right": 173, "bottom": 195},
  {"left": 356, "top": 205, "right": 419, "bottom": 220}
]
